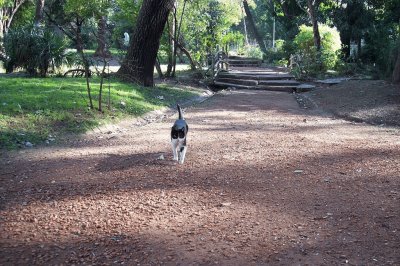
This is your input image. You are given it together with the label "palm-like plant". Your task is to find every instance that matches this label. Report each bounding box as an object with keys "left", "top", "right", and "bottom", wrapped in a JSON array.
[{"left": 4, "top": 25, "right": 72, "bottom": 76}]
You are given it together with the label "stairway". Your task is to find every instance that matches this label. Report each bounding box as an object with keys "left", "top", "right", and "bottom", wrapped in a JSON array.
[
  {"left": 227, "top": 56, "right": 262, "bottom": 68},
  {"left": 213, "top": 57, "right": 314, "bottom": 93}
]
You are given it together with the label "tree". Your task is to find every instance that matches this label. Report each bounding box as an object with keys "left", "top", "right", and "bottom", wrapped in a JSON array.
[
  {"left": 34, "top": 0, "right": 45, "bottom": 25},
  {"left": 93, "top": 15, "right": 111, "bottom": 58},
  {"left": 1, "top": 0, "right": 28, "bottom": 63},
  {"left": 306, "top": 0, "right": 321, "bottom": 51},
  {"left": 294, "top": 0, "right": 322, "bottom": 51},
  {"left": 0, "top": 0, "right": 27, "bottom": 38},
  {"left": 242, "top": 0, "right": 267, "bottom": 54},
  {"left": 117, "top": 0, "right": 174, "bottom": 87},
  {"left": 45, "top": 0, "right": 111, "bottom": 109},
  {"left": 393, "top": 44, "right": 400, "bottom": 83},
  {"left": 331, "top": 0, "right": 371, "bottom": 59}
]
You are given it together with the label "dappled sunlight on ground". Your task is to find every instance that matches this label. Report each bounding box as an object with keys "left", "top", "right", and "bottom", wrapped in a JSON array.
[{"left": 1, "top": 89, "right": 399, "bottom": 265}]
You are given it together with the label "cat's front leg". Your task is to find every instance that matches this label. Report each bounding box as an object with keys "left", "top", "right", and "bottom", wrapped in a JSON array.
[
  {"left": 171, "top": 139, "right": 178, "bottom": 161},
  {"left": 179, "top": 146, "right": 187, "bottom": 164}
]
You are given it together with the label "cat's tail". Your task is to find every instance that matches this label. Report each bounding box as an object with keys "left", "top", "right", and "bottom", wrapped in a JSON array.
[{"left": 177, "top": 104, "right": 183, "bottom": 120}]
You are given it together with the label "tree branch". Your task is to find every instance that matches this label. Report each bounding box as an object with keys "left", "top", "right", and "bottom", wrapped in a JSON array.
[{"left": 44, "top": 10, "right": 76, "bottom": 41}]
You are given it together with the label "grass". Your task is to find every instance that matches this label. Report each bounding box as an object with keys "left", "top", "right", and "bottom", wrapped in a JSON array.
[{"left": 0, "top": 76, "right": 199, "bottom": 149}]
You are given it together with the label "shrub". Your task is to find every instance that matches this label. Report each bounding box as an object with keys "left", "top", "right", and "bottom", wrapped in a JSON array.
[
  {"left": 264, "top": 39, "right": 287, "bottom": 66},
  {"left": 362, "top": 23, "right": 399, "bottom": 79},
  {"left": 3, "top": 26, "right": 71, "bottom": 76},
  {"left": 243, "top": 45, "right": 263, "bottom": 59},
  {"left": 292, "top": 24, "right": 342, "bottom": 77}
]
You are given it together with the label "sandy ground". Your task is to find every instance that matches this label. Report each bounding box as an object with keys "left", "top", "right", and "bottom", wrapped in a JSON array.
[
  {"left": 298, "top": 80, "right": 400, "bottom": 127},
  {"left": 1, "top": 88, "right": 399, "bottom": 265}
]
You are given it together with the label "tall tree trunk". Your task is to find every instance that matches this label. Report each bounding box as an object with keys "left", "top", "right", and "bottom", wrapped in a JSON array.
[
  {"left": 242, "top": 0, "right": 267, "bottom": 55},
  {"left": 0, "top": 10, "right": 5, "bottom": 39},
  {"left": 307, "top": 0, "right": 321, "bottom": 51},
  {"left": 117, "top": 0, "right": 174, "bottom": 87},
  {"left": 171, "top": 5, "right": 178, "bottom": 77},
  {"left": 357, "top": 37, "right": 362, "bottom": 59},
  {"left": 94, "top": 16, "right": 111, "bottom": 58},
  {"left": 241, "top": 5, "right": 249, "bottom": 45},
  {"left": 34, "top": 0, "right": 45, "bottom": 26},
  {"left": 393, "top": 44, "right": 400, "bottom": 83},
  {"left": 75, "top": 19, "right": 93, "bottom": 109},
  {"left": 165, "top": 16, "right": 174, "bottom": 77},
  {"left": 171, "top": 0, "right": 187, "bottom": 77},
  {"left": 155, "top": 56, "right": 164, "bottom": 78},
  {"left": 176, "top": 41, "right": 197, "bottom": 70},
  {"left": 340, "top": 31, "right": 351, "bottom": 59},
  {"left": 169, "top": 32, "right": 197, "bottom": 70}
]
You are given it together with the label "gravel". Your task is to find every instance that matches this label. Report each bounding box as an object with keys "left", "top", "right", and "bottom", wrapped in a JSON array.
[{"left": 1, "top": 87, "right": 399, "bottom": 265}]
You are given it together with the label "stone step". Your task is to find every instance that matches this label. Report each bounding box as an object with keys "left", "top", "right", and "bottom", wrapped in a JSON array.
[
  {"left": 215, "top": 78, "right": 258, "bottom": 86},
  {"left": 228, "top": 56, "right": 260, "bottom": 60},
  {"left": 215, "top": 78, "right": 300, "bottom": 87},
  {"left": 228, "top": 60, "right": 262, "bottom": 66},
  {"left": 213, "top": 81, "right": 297, "bottom": 93},
  {"left": 258, "top": 80, "right": 300, "bottom": 86},
  {"left": 229, "top": 70, "right": 282, "bottom": 74},
  {"left": 213, "top": 81, "right": 254, "bottom": 90},
  {"left": 296, "top": 84, "right": 316, "bottom": 92},
  {"left": 217, "top": 73, "right": 295, "bottom": 80}
]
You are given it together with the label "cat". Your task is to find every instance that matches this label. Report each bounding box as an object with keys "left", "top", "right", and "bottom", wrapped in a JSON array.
[{"left": 171, "top": 104, "right": 189, "bottom": 164}]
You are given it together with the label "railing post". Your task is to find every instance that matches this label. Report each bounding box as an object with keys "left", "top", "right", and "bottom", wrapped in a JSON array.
[{"left": 211, "top": 54, "right": 215, "bottom": 77}]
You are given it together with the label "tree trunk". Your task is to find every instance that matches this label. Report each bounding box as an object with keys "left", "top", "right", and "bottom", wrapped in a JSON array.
[
  {"left": 98, "top": 58, "right": 107, "bottom": 112},
  {"left": 1, "top": 0, "right": 27, "bottom": 37},
  {"left": 357, "top": 37, "right": 362, "bottom": 59},
  {"left": 168, "top": 32, "right": 197, "bottom": 70},
  {"left": 242, "top": 0, "right": 267, "bottom": 55},
  {"left": 34, "top": 0, "right": 45, "bottom": 26},
  {"left": 117, "top": 0, "right": 174, "bottom": 87},
  {"left": 0, "top": 11, "right": 4, "bottom": 38},
  {"left": 340, "top": 31, "right": 351, "bottom": 59},
  {"left": 165, "top": 16, "right": 174, "bottom": 77},
  {"left": 393, "top": 45, "right": 400, "bottom": 83},
  {"left": 94, "top": 16, "right": 111, "bottom": 58},
  {"left": 176, "top": 40, "right": 197, "bottom": 70},
  {"left": 75, "top": 19, "right": 93, "bottom": 109},
  {"left": 155, "top": 56, "right": 164, "bottom": 78},
  {"left": 171, "top": 0, "right": 187, "bottom": 77},
  {"left": 171, "top": 5, "right": 178, "bottom": 77},
  {"left": 307, "top": 0, "right": 321, "bottom": 51}
]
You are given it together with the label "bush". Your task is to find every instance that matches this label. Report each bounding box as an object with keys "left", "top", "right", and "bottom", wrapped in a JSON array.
[
  {"left": 243, "top": 45, "right": 263, "bottom": 59},
  {"left": 264, "top": 39, "right": 288, "bottom": 66},
  {"left": 292, "top": 24, "right": 342, "bottom": 77},
  {"left": 3, "top": 26, "right": 71, "bottom": 76},
  {"left": 362, "top": 24, "right": 399, "bottom": 79}
]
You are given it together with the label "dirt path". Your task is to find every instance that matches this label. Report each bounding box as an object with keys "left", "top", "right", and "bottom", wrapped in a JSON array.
[{"left": 1, "top": 89, "right": 399, "bottom": 265}]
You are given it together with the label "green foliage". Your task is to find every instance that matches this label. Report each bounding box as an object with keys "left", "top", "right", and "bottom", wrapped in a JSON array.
[
  {"left": 64, "top": 0, "right": 109, "bottom": 18},
  {"left": 292, "top": 24, "right": 342, "bottom": 77},
  {"left": 8, "top": 1, "right": 35, "bottom": 29},
  {"left": 177, "top": 0, "right": 243, "bottom": 64},
  {"left": 362, "top": 23, "right": 399, "bottom": 78},
  {"left": 243, "top": 45, "right": 263, "bottom": 59},
  {"left": 264, "top": 39, "right": 287, "bottom": 66},
  {"left": 0, "top": 77, "right": 198, "bottom": 149},
  {"left": 110, "top": 0, "right": 141, "bottom": 48},
  {"left": 3, "top": 26, "right": 72, "bottom": 76},
  {"left": 221, "top": 31, "right": 244, "bottom": 49}
]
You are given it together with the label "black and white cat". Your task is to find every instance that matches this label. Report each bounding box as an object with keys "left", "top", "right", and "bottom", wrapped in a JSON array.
[{"left": 171, "top": 104, "right": 189, "bottom": 164}]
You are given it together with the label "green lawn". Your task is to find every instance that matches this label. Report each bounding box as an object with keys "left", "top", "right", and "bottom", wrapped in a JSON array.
[{"left": 0, "top": 76, "right": 198, "bottom": 149}]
